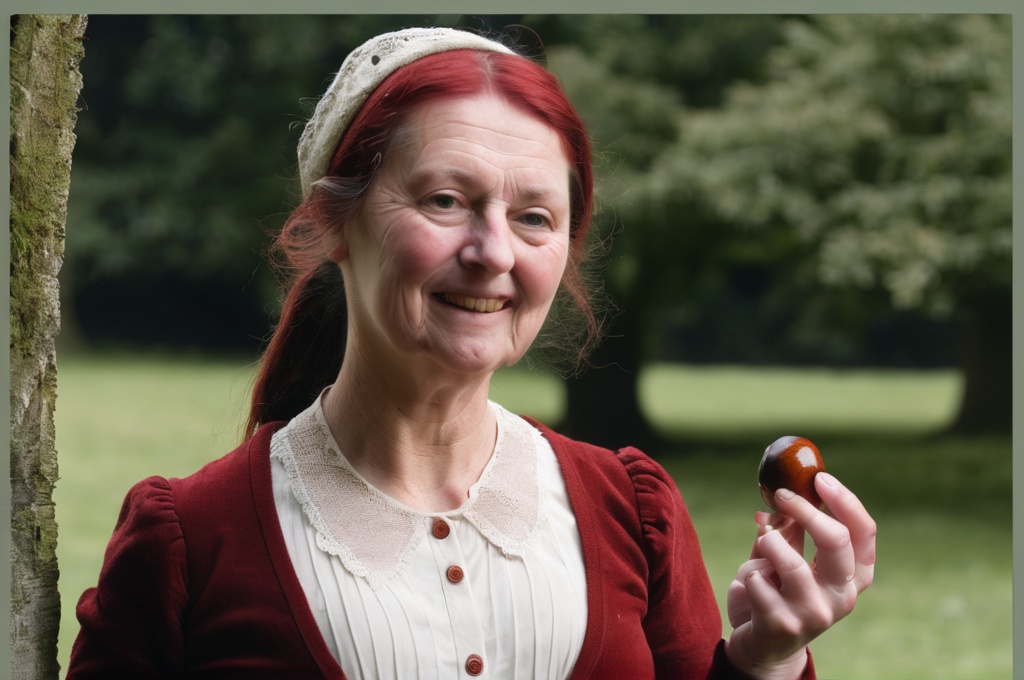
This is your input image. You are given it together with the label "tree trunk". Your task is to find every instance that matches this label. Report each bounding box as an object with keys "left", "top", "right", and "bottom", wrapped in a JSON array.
[
  {"left": 9, "top": 14, "right": 87, "bottom": 679},
  {"left": 950, "top": 292, "right": 1012, "bottom": 433},
  {"left": 561, "top": 268, "right": 662, "bottom": 452}
]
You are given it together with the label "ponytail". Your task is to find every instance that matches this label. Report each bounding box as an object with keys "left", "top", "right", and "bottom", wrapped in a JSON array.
[{"left": 245, "top": 261, "right": 346, "bottom": 438}]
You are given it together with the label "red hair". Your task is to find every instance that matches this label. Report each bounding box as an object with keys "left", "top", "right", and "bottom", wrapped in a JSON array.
[{"left": 247, "top": 48, "right": 596, "bottom": 438}]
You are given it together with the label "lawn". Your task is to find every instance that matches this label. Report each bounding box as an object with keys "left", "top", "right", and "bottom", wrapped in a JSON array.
[{"left": 52, "top": 354, "right": 1011, "bottom": 678}]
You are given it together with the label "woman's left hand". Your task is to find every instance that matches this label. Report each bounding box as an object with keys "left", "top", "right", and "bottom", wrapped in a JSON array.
[{"left": 724, "top": 471, "right": 876, "bottom": 679}]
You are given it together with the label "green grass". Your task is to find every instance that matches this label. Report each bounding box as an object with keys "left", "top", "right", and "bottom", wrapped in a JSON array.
[
  {"left": 53, "top": 355, "right": 1010, "bottom": 678},
  {"left": 640, "top": 362, "right": 961, "bottom": 440}
]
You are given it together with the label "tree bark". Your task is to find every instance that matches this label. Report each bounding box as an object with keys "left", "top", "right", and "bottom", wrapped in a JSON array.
[{"left": 9, "top": 14, "right": 87, "bottom": 679}]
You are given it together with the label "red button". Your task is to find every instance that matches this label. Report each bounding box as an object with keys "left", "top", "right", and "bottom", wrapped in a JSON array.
[
  {"left": 432, "top": 519, "right": 450, "bottom": 539},
  {"left": 465, "top": 654, "right": 484, "bottom": 676},
  {"left": 446, "top": 565, "right": 464, "bottom": 583}
]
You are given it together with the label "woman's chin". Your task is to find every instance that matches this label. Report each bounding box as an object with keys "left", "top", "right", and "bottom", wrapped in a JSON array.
[{"left": 426, "top": 342, "right": 520, "bottom": 378}]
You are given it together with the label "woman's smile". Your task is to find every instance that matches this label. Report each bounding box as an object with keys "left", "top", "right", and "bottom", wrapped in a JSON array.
[{"left": 435, "top": 293, "right": 511, "bottom": 313}]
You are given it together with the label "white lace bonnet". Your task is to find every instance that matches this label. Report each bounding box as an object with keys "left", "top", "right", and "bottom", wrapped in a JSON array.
[{"left": 297, "top": 27, "right": 516, "bottom": 197}]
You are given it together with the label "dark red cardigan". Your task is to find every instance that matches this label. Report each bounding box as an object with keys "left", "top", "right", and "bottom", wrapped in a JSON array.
[{"left": 68, "top": 420, "right": 814, "bottom": 679}]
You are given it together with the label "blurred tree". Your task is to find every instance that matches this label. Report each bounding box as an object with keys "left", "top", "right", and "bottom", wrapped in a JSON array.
[
  {"left": 645, "top": 15, "right": 1011, "bottom": 432},
  {"left": 541, "top": 15, "right": 790, "bottom": 447}
]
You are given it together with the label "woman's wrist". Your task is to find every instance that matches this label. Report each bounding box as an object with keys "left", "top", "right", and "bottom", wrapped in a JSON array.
[{"left": 724, "top": 632, "right": 808, "bottom": 680}]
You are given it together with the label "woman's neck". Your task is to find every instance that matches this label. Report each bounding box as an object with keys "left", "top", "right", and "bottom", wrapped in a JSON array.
[{"left": 320, "top": 356, "right": 497, "bottom": 513}]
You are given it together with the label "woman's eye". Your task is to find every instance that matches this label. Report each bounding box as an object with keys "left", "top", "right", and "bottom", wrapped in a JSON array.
[
  {"left": 430, "top": 194, "right": 457, "bottom": 210},
  {"left": 520, "top": 213, "right": 548, "bottom": 228}
]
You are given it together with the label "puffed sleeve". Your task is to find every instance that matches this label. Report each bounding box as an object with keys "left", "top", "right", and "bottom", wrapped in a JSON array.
[
  {"left": 615, "top": 447, "right": 815, "bottom": 679},
  {"left": 67, "top": 476, "right": 189, "bottom": 678}
]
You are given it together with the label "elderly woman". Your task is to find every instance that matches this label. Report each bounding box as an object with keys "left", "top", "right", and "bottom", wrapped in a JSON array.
[{"left": 68, "top": 27, "right": 875, "bottom": 679}]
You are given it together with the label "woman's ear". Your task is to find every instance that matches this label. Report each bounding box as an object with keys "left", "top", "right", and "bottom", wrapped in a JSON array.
[{"left": 324, "top": 229, "right": 347, "bottom": 263}]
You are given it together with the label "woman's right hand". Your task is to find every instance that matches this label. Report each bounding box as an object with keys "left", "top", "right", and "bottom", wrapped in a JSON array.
[{"left": 724, "top": 472, "right": 877, "bottom": 679}]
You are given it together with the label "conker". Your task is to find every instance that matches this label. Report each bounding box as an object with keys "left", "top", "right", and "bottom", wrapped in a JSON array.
[{"left": 758, "top": 436, "right": 825, "bottom": 511}]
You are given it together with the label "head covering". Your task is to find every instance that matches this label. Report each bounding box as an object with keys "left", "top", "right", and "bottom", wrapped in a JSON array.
[{"left": 297, "top": 27, "right": 515, "bottom": 196}]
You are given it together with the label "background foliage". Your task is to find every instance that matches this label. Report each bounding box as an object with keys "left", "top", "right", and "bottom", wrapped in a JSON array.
[
  {"left": 63, "top": 14, "right": 1011, "bottom": 435},
  {"left": 637, "top": 14, "right": 1011, "bottom": 361}
]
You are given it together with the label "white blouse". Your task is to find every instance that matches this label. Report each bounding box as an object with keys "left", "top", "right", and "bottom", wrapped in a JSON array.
[{"left": 269, "top": 398, "right": 588, "bottom": 679}]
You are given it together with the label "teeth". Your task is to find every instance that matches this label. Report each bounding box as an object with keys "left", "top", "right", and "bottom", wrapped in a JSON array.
[{"left": 442, "top": 294, "right": 504, "bottom": 313}]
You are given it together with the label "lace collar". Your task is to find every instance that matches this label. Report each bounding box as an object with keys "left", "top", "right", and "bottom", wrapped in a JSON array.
[{"left": 270, "top": 397, "right": 542, "bottom": 590}]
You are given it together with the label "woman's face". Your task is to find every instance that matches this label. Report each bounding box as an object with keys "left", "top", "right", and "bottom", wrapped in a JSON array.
[{"left": 334, "top": 94, "right": 572, "bottom": 380}]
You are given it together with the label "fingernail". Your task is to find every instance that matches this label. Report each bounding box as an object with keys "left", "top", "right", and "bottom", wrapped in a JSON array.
[
  {"left": 776, "top": 488, "right": 795, "bottom": 501},
  {"left": 746, "top": 570, "right": 761, "bottom": 583},
  {"left": 757, "top": 523, "right": 774, "bottom": 537},
  {"left": 818, "top": 472, "right": 837, "bottom": 487}
]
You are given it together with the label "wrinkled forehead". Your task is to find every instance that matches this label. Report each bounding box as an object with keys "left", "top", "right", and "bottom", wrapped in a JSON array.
[{"left": 383, "top": 94, "right": 572, "bottom": 179}]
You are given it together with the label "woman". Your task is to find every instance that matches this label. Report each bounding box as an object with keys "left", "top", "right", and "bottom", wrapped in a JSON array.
[{"left": 69, "top": 27, "right": 875, "bottom": 679}]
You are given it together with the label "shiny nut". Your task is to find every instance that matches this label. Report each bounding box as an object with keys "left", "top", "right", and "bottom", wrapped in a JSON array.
[{"left": 758, "top": 435, "right": 825, "bottom": 510}]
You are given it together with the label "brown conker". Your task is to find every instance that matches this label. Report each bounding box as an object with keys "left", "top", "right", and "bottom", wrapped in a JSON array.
[{"left": 758, "top": 435, "right": 825, "bottom": 511}]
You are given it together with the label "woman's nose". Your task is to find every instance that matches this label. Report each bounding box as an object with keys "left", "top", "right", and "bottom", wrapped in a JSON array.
[{"left": 459, "top": 209, "right": 515, "bottom": 273}]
